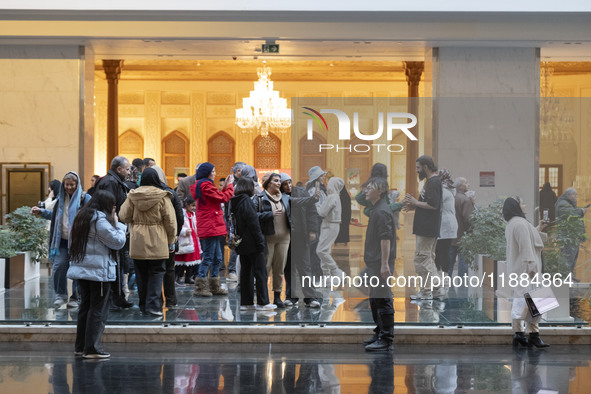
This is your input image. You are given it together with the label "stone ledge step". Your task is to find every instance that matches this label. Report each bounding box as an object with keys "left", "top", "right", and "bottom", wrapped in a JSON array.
[{"left": 0, "top": 325, "right": 589, "bottom": 345}]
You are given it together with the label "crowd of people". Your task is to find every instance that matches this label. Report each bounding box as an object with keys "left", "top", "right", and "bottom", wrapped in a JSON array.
[{"left": 30, "top": 153, "right": 589, "bottom": 355}]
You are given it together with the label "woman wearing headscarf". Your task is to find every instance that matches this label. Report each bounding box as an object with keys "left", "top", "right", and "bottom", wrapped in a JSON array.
[
  {"left": 503, "top": 196, "right": 549, "bottom": 348},
  {"left": 434, "top": 168, "right": 458, "bottom": 296},
  {"left": 253, "top": 172, "right": 291, "bottom": 308},
  {"left": 32, "top": 172, "right": 91, "bottom": 309},
  {"left": 190, "top": 162, "right": 234, "bottom": 297},
  {"left": 119, "top": 168, "right": 177, "bottom": 317}
]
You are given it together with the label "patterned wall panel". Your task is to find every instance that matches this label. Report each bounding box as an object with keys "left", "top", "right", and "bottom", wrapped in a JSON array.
[
  {"left": 162, "top": 92, "right": 190, "bottom": 105},
  {"left": 254, "top": 134, "right": 281, "bottom": 169},
  {"left": 208, "top": 131, "right": 235, "bottom": 179}
]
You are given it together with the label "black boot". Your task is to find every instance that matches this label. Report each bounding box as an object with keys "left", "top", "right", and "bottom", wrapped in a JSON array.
[
  {"left": 363, "top": 331, "right": 379, "bottom": 346},
  {"left": 512, "top": 332, "right": 528, "bottom": 347},
  {"left": 528, "top": 332, "right": 550, "bottom": 348},
  {"left": 273, "top": 291, "right": 285, "bottom": 308},
  {"left": 365, "top": 338, "right": 394, "bottom": 352}
]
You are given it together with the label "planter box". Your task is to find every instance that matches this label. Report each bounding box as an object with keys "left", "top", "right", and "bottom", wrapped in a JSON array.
[
  {"left": 4, "top": 251, "right": 39, "bottom": 289},
  {"left": 0, "top": 258, "right": 5, "bottom": 293}
]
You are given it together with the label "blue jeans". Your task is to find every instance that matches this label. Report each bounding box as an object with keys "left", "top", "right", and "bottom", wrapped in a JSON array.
[
  {"left": 53, "top": 238, "right": 79, "bottom": 301},
  {"left": 448, "top": 245, "right": 469, "bottom": 278},
  {"left": 198, "top": 236, "right": 222, "bottom": 278}
]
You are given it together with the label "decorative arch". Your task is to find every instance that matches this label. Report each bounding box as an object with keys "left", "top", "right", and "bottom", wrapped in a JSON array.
[
  {"left": 254, "top": 133, "right": 281, "bottom": 170},
  {"left": 208, "top": 131, "right": 235, "bottom": 180},
  {"left": 162, "top": 130, "right": 189, "bottom": 187},
  {"left": 299, "top": 132, "right": 327, "bottom": 185},
  {"left": 118, "top": 129, "right": 144, "bottom": 161}
]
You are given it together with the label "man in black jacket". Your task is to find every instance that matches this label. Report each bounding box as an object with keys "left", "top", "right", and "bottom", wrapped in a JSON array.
[{"left": 95, "top": 156, "right": 133, "bottom": 309}]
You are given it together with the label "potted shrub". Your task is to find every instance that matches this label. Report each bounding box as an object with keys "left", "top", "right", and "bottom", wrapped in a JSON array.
[
  {"left": 4, "top": 206, "right": 49, "bottom": 284},
  {"left": 0, "top": 229, "right": 18, "bottom": 291},
  {"left": 459, "top": 198, "right": 507, "bottom": 265}
]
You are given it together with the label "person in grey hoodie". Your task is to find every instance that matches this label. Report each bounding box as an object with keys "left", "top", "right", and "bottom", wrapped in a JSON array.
[
  {"left": 316, "top": 177, "right": 345, "bottom": 277},
  {"left": 67, "top": 190, "right": 127, "bottom": 358}
]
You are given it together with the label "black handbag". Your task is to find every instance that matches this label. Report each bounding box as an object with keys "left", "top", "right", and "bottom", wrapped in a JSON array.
[{"left": 226, "top": 200, "right": 242, "bottom": 250}]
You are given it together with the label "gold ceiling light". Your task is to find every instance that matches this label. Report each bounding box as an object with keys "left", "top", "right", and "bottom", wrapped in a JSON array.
[
  {"left": 540, "top": 61, "right": 574, "bottom": 145},
  {"left": 235, "top": 65, "right": 291, "bottom": 137}
]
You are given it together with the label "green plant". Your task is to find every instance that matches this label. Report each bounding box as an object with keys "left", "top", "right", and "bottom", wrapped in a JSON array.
[
  {"left": 543, "top": 216, "right": 589, "bottom": 277},
  {"left": 4, "top": 206, "right": 48, "bottom": 263},
  {"left": 459, "top": 198, "right": 507, "bottom": 264},
  {"left": 0, "top": 228, "right": 17, "bottom": 258}
]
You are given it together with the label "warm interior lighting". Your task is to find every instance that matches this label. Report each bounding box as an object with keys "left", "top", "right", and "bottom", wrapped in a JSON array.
[
  {"left": 540, "top": 61, "right": 574, "bottom": 145},
  {"left": 235, "top": 66, "right": 291, "bottom": 137}
]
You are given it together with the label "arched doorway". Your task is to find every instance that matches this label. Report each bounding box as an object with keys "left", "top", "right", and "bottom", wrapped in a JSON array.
[
  {"left": 254, "top": 133, "right": 281, "bottom": 170},
  {"left": 162, "top": 130, "right": 189, "bottom": 187},
  {"left": 118, "top": 129, "right": 144, "bottom": 162},
  {"left": 208, "top": 131, "right": 235, "bottom": 181}
]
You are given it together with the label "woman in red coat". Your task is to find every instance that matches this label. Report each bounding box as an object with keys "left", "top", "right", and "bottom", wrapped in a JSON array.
[{"left": 190, "top": 162, "right": 234, "bottom": 296}]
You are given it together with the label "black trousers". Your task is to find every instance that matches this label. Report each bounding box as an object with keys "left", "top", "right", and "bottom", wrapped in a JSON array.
[
  {"left": 367, "top": 264, "right": 394, "bottom": 343},
  {"left": 134, "top": 259, "right": 166, "bottom": 313},
  {"left": 162, "top": 252, "right": 177, "bottom": 306},
  {"left": 239, "top": 252, "right": 270, "bottom": 306},
  {"left": 288, "top": 232, "right": 318, "bottom": 301},
  {"left": 75, "top": 279, "right": 111, "bottom": 354},
  {"left": 435, "top": 238, "right": 453, "bottom": 273}
]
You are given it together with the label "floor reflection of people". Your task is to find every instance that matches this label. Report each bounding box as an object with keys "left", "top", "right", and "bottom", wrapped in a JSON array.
[
  {"left": 50, "top": 360, "right": 71, "bottom": 394},
  {"left": 511, "top": 348, "right": 546, "bottom": 394},
  {"left": 369, "top": 353, "right": 394, "bottom": 394}
]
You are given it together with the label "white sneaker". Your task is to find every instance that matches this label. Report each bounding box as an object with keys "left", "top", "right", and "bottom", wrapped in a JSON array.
[
  {"left": 67, "top": 298, "right": 80, "bottom": 309},
  {"left": 305, "top": 300, "right": 321, "bottom": 308},
  {"left": 410, "top": 292, "right": 433, "bottom": 300},
  {"left": 256, "top": 303, "right": 278, "bottom": 311},
  {"left": 227, "top": 272, "right": 238, "bottom": 282},
  {"left": 54, "top": 298, "right": 66, "bottom": 308}
]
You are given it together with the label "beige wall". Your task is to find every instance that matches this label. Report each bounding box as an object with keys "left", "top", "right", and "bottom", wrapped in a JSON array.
[{"left": 0, "top": 46, "right": 82, "bottom": 183}]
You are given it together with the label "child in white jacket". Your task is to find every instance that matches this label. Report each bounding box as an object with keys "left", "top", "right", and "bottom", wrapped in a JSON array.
[
  {"left": 174, "top": 196, "right": 201, "bottom": 285},
  {"left": 316, "top": 177, "right": 345, "bottom": 277}
]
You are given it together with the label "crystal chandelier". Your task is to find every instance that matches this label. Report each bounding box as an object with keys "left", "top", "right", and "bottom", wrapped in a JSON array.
[
  {"left": 235, "top": 66, "right": 292, "bottom": 137},
  {"left": 540, "top": 62, "right": 574, "bottom": 145}
]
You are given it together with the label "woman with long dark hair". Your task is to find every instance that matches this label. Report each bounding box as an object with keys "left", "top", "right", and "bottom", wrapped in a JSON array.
[
  {"left": 67, "top": 190, "right": 127, "bottom": 358},
  {"left": 503, "top": 196, "right": 549, "bottom": 348}
]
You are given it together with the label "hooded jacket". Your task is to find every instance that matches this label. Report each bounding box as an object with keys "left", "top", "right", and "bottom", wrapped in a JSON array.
[
  {"left": 40, "top": 171, "right": 92, "bottom": 259},
  {"left": 67, "top": 211, "right": 127, "bottom": 282},
  {"left": 119, "top": 186, "right": 177, "bottom": 260},
  {"left": 317, "top": 177, "right": 344, "bottom": 224},
  {"left": 190, "top": 180, "right": 234, "bottom": 239},
  {"left": 229, "top": 193, "right": 266, "bottom": 256}
]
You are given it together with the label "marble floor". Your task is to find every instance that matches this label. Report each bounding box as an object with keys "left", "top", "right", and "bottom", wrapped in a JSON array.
[
  {"left": 1, "top": 271, "right": 590, "bottom": 326},
  {"left": 0, "top": 342, "right": 590, "bottom": 393}
]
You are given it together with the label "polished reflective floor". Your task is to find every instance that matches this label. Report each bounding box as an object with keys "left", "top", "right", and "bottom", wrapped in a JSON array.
[
  {"left": 0, "top": 343, "right": 590, "bottom": 393},
  {"left": 2, "top": 269, "right": 591, "bottom": 326}
]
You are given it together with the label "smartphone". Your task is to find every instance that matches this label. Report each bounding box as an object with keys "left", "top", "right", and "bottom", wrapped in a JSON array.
[
  {"left": 543, "top": 209, "right": 549, "bottom": 222},
  {"left": 315, "top": 180, "right": 320, "bottom": 191}
]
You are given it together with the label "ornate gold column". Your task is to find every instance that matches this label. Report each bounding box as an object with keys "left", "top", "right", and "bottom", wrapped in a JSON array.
[
  {"left": 403, "top": 61, "right": 424, "bottom": 197},
  {"left": 102, "top": 60, "right": 124, "bottom": 167}
]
